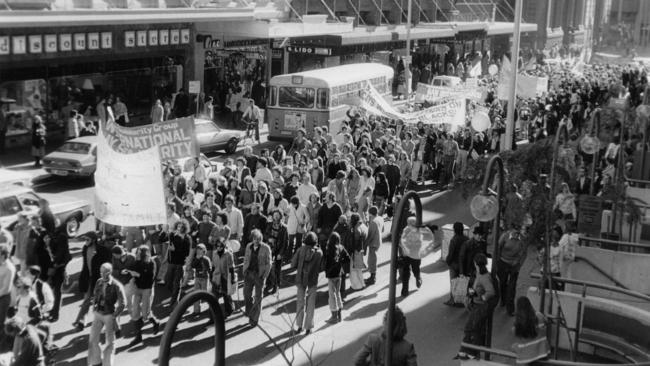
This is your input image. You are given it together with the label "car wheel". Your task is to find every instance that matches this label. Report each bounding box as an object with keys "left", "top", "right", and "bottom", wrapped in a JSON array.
[
  {"left": 66, "top": 216, "right": 80, "bottom": 238},
  {"left": 225, "top": 139, "right": 238, "bottom": 154}
]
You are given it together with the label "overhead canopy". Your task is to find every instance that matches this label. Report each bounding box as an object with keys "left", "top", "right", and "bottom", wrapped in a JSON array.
[
  {"left": 487, "top": 21, "right": 538, "bottom": 35},
  {"left": 0, "top": 8, "right": 254, "bottom": 27}
]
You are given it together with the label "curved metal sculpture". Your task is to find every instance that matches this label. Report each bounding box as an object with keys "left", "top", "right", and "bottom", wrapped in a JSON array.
[
  {"left": 386, "top": 191, "right": 422, "bottom": 365},
  {"left": 159, "top": 290, "right": 226, "bottom": 366}
]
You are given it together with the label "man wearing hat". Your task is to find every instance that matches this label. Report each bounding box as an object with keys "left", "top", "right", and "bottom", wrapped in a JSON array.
[
  {"left": 458, "top": 226, "right": 488, "bottom": 278},
  {"left": 242, "top": 98, "right": 261, "bottom": 141}
]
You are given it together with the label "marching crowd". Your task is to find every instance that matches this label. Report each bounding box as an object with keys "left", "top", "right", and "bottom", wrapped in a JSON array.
[{"left": 0, "top": 47, "right": 649, "bottom": 366}]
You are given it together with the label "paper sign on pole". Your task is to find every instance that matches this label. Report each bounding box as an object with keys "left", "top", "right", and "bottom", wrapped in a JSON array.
[
  {"left": 94, "top": 128, "right": 167, "bottom": 226},
  {"left": 188, "top": 80, "right": 201, "bottom": 94},
  {"left": 101, "top": 117, "right": 199, "bottom": 161}
]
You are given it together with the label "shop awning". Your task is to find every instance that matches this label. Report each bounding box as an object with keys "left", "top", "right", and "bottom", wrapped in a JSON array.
[
  {"left": 0, "top": 8, "right": 255, "bottom": 28},
  {"left": 197, "top": 20, "right": 354, "bottom": 39},
  {"left": 340, "top": 28, "right": 394, "bottom": 45},
  {"left": 486, "top": 21, "right": 538, "bottom": 35},
  {"left": 393, "top": 26, "right": 456, "bottom": 41}
]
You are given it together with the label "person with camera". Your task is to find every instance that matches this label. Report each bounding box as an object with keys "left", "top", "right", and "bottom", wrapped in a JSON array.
[{"left": 496, "top": 224, "right": 527, "bottom": 316}]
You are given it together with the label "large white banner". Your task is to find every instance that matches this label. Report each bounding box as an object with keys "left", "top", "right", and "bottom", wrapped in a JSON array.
[
  {"left": 358, "top": 83, "right": 466, "bottom": 125},
  {"left": 415, "top": 82, "right": 482, "bottom": 103},
  {"left": 497, "top": 74, "right": 548, "bottom": 100},
  {"left": 94, "top": 128, "right": 167, "bottom": 226}
]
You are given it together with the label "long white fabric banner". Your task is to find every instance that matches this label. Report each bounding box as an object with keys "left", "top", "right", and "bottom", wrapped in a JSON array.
[
  {"left": 358, "top": 83, "right": 466, "bottom": 125},
  {"left": 497, "top": 74, "right": 548, "bottom": 99},
  {"left": 414, "top": 82, "right": 482, "bottom": 103},
  {"left": 94, "top": 128, "right": 167, "bottom": 226}
]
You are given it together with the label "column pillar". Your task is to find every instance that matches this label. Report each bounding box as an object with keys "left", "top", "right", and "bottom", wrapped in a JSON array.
[{"left": 617, "top": 0, "right": 623, "bottom": 23}]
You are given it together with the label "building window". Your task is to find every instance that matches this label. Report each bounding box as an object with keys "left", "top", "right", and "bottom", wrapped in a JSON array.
[
  {"left": 278, "top": 87, "right": 315, "bottom": 109},
  {"left": 0, "top": 79, "right": 47, "bottom": 136}
]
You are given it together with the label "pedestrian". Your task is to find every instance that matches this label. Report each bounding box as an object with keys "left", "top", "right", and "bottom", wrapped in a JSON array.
[
  {"left": 242, "top": 229, "right": 272, "bottom": 327},
  {"left": 243, "top": 203, "right": 267, "bottom": 246},
  {"left": 0, "top": 224, "right": 12, "bottom": 251},
  {"left": 165, "top": 221, "right": 191, "bottom": 308},
  {"left": 399, "top": 216, "right": 426, "bottom": 296},
  {"left": 31, "top": 116, "right": 46, "bottom": 167},
  {"left": 211, "top": 238, "right": 235, "bottom": 318},
  {"left": 0, "top": 244, "right": 16, "bottom": 343},
  {"left": 12, "top": 214, "right": 33, "bottom": 272},
  {"left": 38, "top": 199, "right": 55, "bottom": 236},
  {"left": 151, "top": 99, "right": 165, "bottom": 123},
  {"left": 346, "top": 213, "right": 367, "bottom": 291},
  {"left": 444, "top": 222, "right": 467, "bottom": 306},
  {"left": 364, "top": 206, "right": 383, "bottom": 286},
  {"left": 264, "top": 210, "right": 288, "bottom": 295},
  {"left": 113, "top": 96, "right": 129, "bottom": 125},
  {"left": 222, "top": 195, "right": 244, "bottom": 242},
  {"left": 291, "top": 231, "right": 322, "bottom": 334},
  {"left": 455, "top": 253, "right": 496, "bottom": 360},
  {"left": 28, "top": 217, "right": 50, "bottom": 281},
  {"left": 110, "top": 245, "right": 136, "bottom": 317},
  {"left": 190, "top": 243, "right": 212, "bottom": 315},
  {"left": 0, "top": 100, "right": 8, "bottom": 154},
  {"left": 208, "top": 212, "right": 231, "bottom": 258},
  {"left": 497, "top": 224, "right": 527, "bottom": 316},
  {"left": 458, "top": 226, "right": 488, "bottom": 278},
  {"left": 324, "top": 232, "right": 349, "bottom": 324},
  {"left": 242, "top": 98, "right": 261, "bottom": 141},
  {"left": 353, "top": 306, "right": 417, "bottom": 366},
  {"left": 317, "top": 192, "right": 343, "bottom": 250},
  {"left": 88, "top": 263, "right": 126, "bottom": 366},
  {"left": 511, "top": 296, "right": 549, "bottom": 363},
  {"left": 66, "top": 110, "right": 80, "bottom": 140},
  {"left": 286, "top": 196, "right": 309, "bottom": 260},
  {"left": 74, "top": 232, "right": 112, "bottom": 332},
  {"left": 4, "top": 316, "right": 45, "bottom": 366},
  {"left": 125, "top": 245, "right": 160, "bottom": 346}
]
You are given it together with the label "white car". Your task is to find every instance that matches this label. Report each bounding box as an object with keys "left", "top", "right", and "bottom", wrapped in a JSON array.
[
  {"left": 42, "top": 136, "right": 98, "bottom": 178},
  {"left": 0, "top": 186, "right": 93, "bottom": 237}
]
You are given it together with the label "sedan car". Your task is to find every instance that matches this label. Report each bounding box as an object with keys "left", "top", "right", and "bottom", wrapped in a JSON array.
[
  {"left": 194, "top": 118, "right": 243, "bottom": 154},
  {"left": 0, "top": 186, "right": 93, "bottom": 238},
  {"left": 42, "top": 136, "right": 98, "bottom": 178}
]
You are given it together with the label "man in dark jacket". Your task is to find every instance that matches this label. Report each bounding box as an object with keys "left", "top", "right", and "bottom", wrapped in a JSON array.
[
  {"left": 243, "top": 204, "right": 267, "bottom": 244},
  {"left": 5, "top": 316, "right": 44, "bottom": 366},
  {"left": 291, "top": 232, "right": 322, "bottom": 334},
  {"left": 73, "top": 231, "right": 112, "bottom": 332},
  {"left": 317, "top": 192, "right": 343, "bottom": 250},
  {"left": 458, "top": 226, "right": 488, "bottom": 278},
  {"left": 45, "top": 225, "right": 71, "bottom": 322},
  {"left": 88, "top": 262, "right": 126, "bottom": 366},
  {"left": 383, "top": 154, "right": 402, "bottom": 206},
  {"left": 444, "top": 222, "right": 467, "bottom": 306}
]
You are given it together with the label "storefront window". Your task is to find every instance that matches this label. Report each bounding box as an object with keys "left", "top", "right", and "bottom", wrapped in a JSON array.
[
  {"left": 316, "top": 89, "right": 329, "bottom": 109},
  {"left": 0, "top": 79, "right": 48, "bottom": 136},
  {"left": 47, "top": 64, "right": 181, "bottom": 127},
  {"left": 278, "top": 87, "right": 314, "bottom": 109}
]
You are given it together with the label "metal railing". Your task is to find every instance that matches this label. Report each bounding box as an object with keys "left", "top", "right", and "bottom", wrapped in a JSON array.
[{"left": 578, "top": 235, "right": 650, "bottom": 254}]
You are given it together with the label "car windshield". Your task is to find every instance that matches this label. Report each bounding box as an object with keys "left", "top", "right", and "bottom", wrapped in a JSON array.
[
  {"left": 0, "top": 196, "right": 22, "bottom": 217},
  {"left": 195, "top": 122, "right": 219, "bottom": 134},
  {"left": 58, "top": 142, "right": 91, "bottom": 154}
]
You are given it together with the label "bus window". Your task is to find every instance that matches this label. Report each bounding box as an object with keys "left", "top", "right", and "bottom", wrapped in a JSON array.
[
  {"left": 279, "top": 87, "right": 315, "bottom": 109},
  {"left": 270, "top": 86, "right": 277, "bottom": 106},
  {"left": 317, "top": 89, "right": 329, "bottom": 109}
]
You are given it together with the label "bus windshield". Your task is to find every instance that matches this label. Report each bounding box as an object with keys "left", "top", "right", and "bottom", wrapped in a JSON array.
[{"left": 279, "top": 87, "right": 315, "bottom": 109}]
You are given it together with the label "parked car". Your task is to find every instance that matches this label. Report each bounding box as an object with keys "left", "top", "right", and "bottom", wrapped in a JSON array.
[
  {"left": 195, "top": 118, "right": 242, "bottom": 154},
  {"left": 431, "top": 75, "right": 461, "bottom": 87},
  {"left": 0, "top": 186, "right": 93, "bottom": 237},
  {"left": 42, "top": 136, "right": 98, "bottom": 178}
]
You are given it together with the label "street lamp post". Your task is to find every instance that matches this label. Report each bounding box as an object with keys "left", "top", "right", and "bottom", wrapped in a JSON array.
[
  {"left": 386, "top": 190, "right": 422, "bottom": 366},
  {"left": 469, "top": 155, "right": 504, "bottom": 359}
]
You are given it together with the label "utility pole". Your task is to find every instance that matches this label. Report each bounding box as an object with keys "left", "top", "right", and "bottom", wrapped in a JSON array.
[
  {"left": 504, "top": 0, "right": 522, "bottom": 151},
  {"left": 405, "top": 0, "right": 412, "bottom": 103}
]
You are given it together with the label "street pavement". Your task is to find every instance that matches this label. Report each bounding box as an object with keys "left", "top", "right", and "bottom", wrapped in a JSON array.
[{"left": 0, "top": 116, "right": 541, "bottom": 365}]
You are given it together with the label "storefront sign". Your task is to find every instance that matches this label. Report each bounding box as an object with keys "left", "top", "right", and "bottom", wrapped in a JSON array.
[
  {"left": 101, "top": 117, "right": 199, "bottom": 161},
  {"left": 577, "top": 195, "right": 603, "bottom": 236},
  {"left": 188, "top": 80, "right": 201, "bottom": 94},
  {"left": 286, "top": 45, "right": 332, "bottom": 56},
  {"left": 224, "top": 38, "right": 267, "bottom": 48}
]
